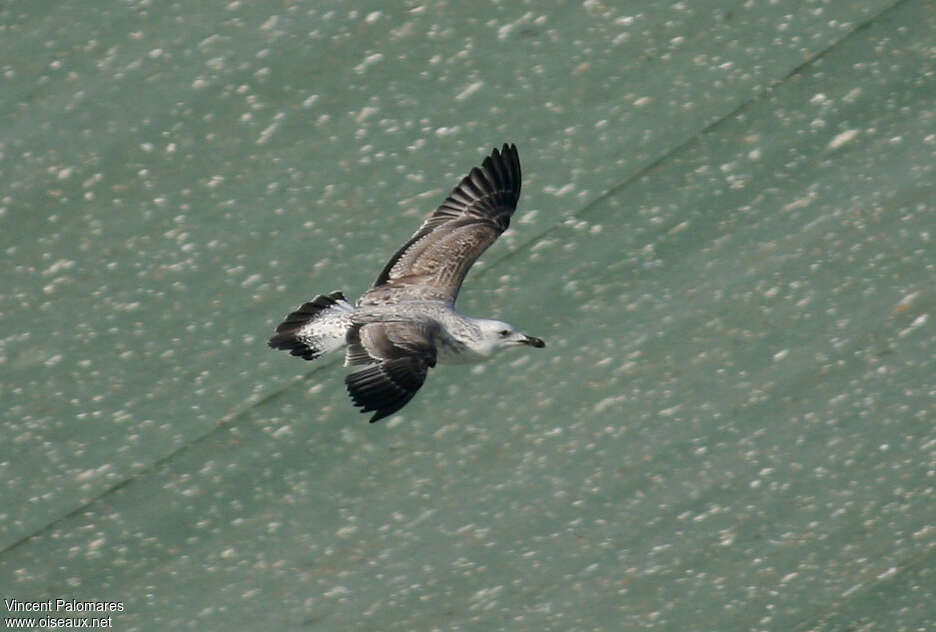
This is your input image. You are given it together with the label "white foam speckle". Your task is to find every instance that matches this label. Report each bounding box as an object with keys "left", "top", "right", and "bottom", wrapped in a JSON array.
[
  {"left": 897, "top": 313, "right": 927, "bottom": 337},
  {"left": 455, "top": 81, "right": 484, "bottom": 101},
  {"left": 354, "top": 53, "right": 383, "bottom": 74},
  {"left": 827, "top": 129, "right": 859, "bottom": 150},
  {"left": 519, "top": 210, "right": 539, "bottom": 224}
]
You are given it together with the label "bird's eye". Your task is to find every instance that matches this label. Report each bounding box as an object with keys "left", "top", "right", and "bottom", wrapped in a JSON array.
[{"left": 499, "top": 330, "right": 510, "bottom": 337}]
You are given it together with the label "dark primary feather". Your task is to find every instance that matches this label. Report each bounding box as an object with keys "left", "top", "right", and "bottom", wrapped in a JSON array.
[
  {"left": 345, "top": 357, "right": 434, "bottom": 423},
  {"left": 360, "top": 143, "right": 522, "bottom": 305},
  {"left": 344, "top": 321, "right": 439, "bottom": 422}
]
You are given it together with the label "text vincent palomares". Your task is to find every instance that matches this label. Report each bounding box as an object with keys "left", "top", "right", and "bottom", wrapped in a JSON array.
[{"left": 5, "top": 598, "right": 124, "bottom": 614}]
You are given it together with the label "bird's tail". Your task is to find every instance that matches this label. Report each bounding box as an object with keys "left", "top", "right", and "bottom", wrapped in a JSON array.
[{"left": 267, "top": 291, "right": 355, "bottom": 361}]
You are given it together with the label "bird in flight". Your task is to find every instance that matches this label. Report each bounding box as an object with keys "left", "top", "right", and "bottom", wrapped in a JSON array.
[{"left": 268, "top": 143, "right": 545, "bottom": 422}]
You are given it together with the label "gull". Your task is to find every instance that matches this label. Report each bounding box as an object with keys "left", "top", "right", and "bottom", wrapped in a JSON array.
[{"left": 268, "top": 143, "right": 545, "bottom": 422}]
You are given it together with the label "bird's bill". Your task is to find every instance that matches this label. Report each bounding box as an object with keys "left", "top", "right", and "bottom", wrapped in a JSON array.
[{"left": 521, "top": 335, "right": 545, "bottom": 348}]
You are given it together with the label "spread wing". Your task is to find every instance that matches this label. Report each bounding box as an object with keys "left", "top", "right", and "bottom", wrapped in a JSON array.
[
  {"left": 359, "top": 143, "right": 521, "bottom": 306},
  {"left": 344, "top": 320, "right": 439, "bottom": 423}
]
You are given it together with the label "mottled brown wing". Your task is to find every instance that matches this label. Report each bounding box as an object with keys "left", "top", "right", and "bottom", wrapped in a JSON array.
[{"left": 361, "top": 143, "right": 521, "bottom": 305}]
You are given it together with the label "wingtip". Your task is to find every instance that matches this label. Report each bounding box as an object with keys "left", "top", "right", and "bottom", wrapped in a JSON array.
[
  {"left": 479, "top": 142, "right": 521, "bottom": 202},
  {"left": 344, "top": 356, "right": 430, "bottom": 424},
  {"left": 494, "top": 142, "right": 518, "bottom": 164},
  {"left": 368, "top": 411, "right": 392, "bottom": 423}
]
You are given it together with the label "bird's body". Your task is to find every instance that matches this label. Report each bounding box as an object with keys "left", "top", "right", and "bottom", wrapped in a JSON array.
[
  {"left": 268, "top": 144, "right": 544, "bottom": 422},
  {"left": 348, "top": 301, "right": 518, "bottom": 363}
]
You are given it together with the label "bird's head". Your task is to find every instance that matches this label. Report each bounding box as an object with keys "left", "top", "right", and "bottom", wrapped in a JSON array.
[{"left": 471, "top": 318, "right": 545, "bottom": 357}]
